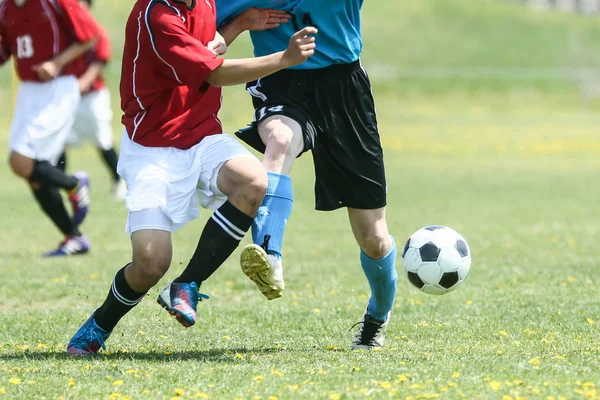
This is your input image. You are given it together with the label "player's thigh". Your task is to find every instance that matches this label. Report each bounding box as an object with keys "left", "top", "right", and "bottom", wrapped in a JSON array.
[
  {"left": 217, "top": 156, "right": 267, "bottom": 210},
  {"left": 347, "top": 207, "right": 393, "bottom": 259}
]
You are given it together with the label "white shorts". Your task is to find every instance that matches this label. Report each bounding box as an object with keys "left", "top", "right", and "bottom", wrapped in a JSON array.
[
  {"left": 117, "top": 130, "right": 256, "bottom": 233},
  {"left": 68, "top": 88, "right": 114, "bottom": 150},
  {"left": 9, "top": 76, "right": 80, "bottom": 164}
]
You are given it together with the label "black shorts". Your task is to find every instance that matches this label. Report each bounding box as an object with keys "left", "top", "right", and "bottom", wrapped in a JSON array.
[{"left": 236, "top": 60, "right": 387, "bottom": 211}]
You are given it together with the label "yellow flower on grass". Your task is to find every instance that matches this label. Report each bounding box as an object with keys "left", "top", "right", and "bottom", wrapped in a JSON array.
[
  {"left": 490, "top": 381, "right": 501, "bottom": 391},
  {"left": 35, "top": 343, "right": 46, "bottom": 350},
  {"left": 313, "top": 308, "right": 321, "bottom": 313},
  {"left": 223, "top": 335, "right": 232, "bottom": 339},
  {"left": 329, "top": 395, "right": 340, "bottom": 400},
  {"left": 587, "top": 318, "right": 594, "bottom": 325},
  {"left": 410, "top": 384, "right": 421, "bottom": 389},
  {"left": 112, "top": 380, "right": 124, "bottom": 386},
  {"left": 418, "top": 321, "right": 429, "bottom": 327},
  {"left": 68, "top": 378, "right": 75, "bottom": 387},
  {"left": 530, "top": 358, "right": 540, "bottom": 366},
  {"left": 174, "top": 388, "right": 185, "bottom": 396},
  {"left": 253, "top": 375, "right": 264, "bottom": 382},
  {"left": 15, "top": 345, "right": 29, "bottom": 351},
  {"left": 269, "top": 397, "right": 278, "bottom": 400},
  {"left": 89, "top": 274, "right": 99, "bottom": 280},
  {"left": 466, "top": 300, "right": 473, "bottom": 305},
  {"left": 8, "top": 379, "right": 21, "bottom": 385},
  {"left": 397, "top": 375, "right": 408, "bottom": 383},
  {"left": 498, "top": 330, "right": 509, "bottom": 336},
  {"left": 235, "top": 353, "right": 244, "bottom": 359},
  {"left": 194, "top": 392, "right": 209, "bottom": 399},
  {"left": 380, "top": 381, "right": 392, "bottom": 389},
  {"left": 0, "top": 388, "right": 5, "bottom": 394},
  {"left": 503, "top": 396, "right": 513, "bottom": 400},
  {"left": 271, "top": 369, "right": 284, "bottom": 376},
  {"left": 452, "top": 372, "right": 460, "bottom": 379},
  {"left": 125, "top": 369, "right": 137, "bottom": 375},
  {"left": 108, "top": 393, "right": 122, "bottom": 400}
]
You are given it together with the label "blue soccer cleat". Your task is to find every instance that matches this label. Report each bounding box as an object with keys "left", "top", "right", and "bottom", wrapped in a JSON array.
[
  {"left": 43, "top": 235, "right": 90, "bottom": 257},
  {"left": 67, "top": 313, "right": 111, "bottom": 357},
  {"left": 69, "top": 171, "right": 90, "bottom": 228},
  {"left": 157, "top": 281, "right": 209, "bottom": 328}
]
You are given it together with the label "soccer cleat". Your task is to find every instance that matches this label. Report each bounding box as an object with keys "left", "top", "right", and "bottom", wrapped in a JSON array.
[
  {"left": 350, "top": 309, "right": 390, "bottom": 350},
  {"left": 112, "top": 179, "right": 127, "bottom": 201},
  {"left": 69, "top": 171, "right": 90, "bottom": 227},
  {"left": 67, "top": 313, "right": 111, "bottom": 357},
  {"left": 240, "top": 236, "right": 284, "bottom": 300},
  {"left": 43, "top": 235, "right": 90, "bottom": 257},
  {"left": 157, "top": 281, "right": 209, "bottom": 328}
]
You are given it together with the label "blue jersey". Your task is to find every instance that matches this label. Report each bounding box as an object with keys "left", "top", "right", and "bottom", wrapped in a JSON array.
[{"left": 216, "top": 0, "right": 364, "bottom": 70}]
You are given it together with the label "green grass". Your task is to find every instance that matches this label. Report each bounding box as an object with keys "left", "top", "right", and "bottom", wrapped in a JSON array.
[{"left": 1, "top": 0, "right": 600, "bottom": 399}]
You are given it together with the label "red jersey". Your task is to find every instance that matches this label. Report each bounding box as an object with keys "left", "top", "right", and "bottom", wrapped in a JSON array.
[
  {"left": 72, "top": 24, "right": 111, "bottom": 92},
  {"left": 0, "top": 0, "right": 102, "bottom": 82},
  {"left": 120, "top": 0, "right": 224, "bottom": 150}
]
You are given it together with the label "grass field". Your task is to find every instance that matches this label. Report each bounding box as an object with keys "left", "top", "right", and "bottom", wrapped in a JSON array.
[{"left": 1, "top": 0, "right": 600, "bottom": 399}]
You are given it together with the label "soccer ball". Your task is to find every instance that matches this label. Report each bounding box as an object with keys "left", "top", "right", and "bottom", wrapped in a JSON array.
[{"left": 401, "top": 226, "right": 471, "bottom": 295}]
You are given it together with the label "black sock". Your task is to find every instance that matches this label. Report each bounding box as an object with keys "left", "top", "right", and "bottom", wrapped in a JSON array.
[
  {"left": 57, "top": 152, "right": 67, "bottom": 173},
  {"left": 99, "top": 148, "right": 120, "bottom": 182},
  {"left": 32, "top": 185, "right": 80, "bottom": 236},
  {"left": 175, "top": 201, "right": 254, "bottom": 286},
  {"left": 94, "top": 265, "right": 147, "bottom": 332},
  {"left": 30, "top": 161, "right": 78, "bottom": 190}
]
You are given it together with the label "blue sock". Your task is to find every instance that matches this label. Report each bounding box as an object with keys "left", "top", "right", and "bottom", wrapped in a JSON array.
[
  {"left": 360, "top": 237, "right": 398, "bottom": 321},
  {"left": 252, "top": 172, "right": 293, "bottom": 259}
]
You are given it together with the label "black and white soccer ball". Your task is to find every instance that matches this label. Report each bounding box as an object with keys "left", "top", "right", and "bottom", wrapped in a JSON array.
[{"left": 401, "top": 226, "right": 471, "bottom": 295}]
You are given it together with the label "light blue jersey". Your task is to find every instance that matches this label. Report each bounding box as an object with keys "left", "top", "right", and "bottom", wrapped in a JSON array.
[{"left": 216, "top": 0, "right": 364, "bottom": 70}]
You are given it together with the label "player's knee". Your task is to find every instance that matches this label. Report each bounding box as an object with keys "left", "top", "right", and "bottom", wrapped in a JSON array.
[
  {"left": 360, "top": 231, "right": 391, "bottom": 260},
  {"left": 8, "top": 153, "right": 33, "bottom": 179},
  {"left": 242, "top": 171, "right": 268, "bottom": 211},
  {"left": 132, "top": 246, "right": 170, "bottom": 286},
  {"left": 264, "top": 126, "right": 303, "bottom": 158}
]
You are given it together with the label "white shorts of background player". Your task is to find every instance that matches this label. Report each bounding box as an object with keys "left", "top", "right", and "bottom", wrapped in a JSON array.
[
  {"left": 67, "top": 87, "right": 114, "bottom": 151},
  {"left": 9, "top": 76, "right": 80, "bottom": 164}
]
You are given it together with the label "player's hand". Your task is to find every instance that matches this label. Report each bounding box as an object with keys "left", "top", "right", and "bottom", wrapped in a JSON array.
[
  {"left": 282, "top": 27, "right": 317, "bottom": 67},
  {"left": 32, "top": 61, "right": 59, "bottom": 81},
  {"left": 207, "top": 32, "right": 228, "bottom": 56},
  {"left": 237, "top": 8, "right": 291, "bottom": 31},
  {"left": 77, "top": 77, "right": 92, "bottom": 95}
]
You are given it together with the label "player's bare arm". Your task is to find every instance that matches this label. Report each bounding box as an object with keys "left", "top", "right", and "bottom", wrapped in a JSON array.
[
  {"left": 218, "top": 8, "right": 291, "bottom": 45},
  {"left": 77, "top": 60, "right": 104, "bottom": 94},
  {"left": 206, "top": 27, "right": 317, "bottom": 87},
  {"left": 33, "top": 37, "right": 98, "bottom": 81}
]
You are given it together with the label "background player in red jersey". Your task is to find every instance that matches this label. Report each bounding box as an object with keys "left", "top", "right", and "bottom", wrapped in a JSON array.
[
  {"left": 67, "top": 0, "right": 316, "bottom": 356},
  {"left": 58, "top": 0, "right": 127, "bottom": 201},
  {"left": 0, "top": 0, "right": 103, "bottom": 256}
]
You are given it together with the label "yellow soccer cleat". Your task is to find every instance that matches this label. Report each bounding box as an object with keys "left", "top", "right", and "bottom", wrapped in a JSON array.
[{"left": 240, "top": 243, "right": 284, "bottom": 300}]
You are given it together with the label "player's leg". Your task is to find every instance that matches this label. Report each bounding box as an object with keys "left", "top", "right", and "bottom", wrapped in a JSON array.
[
  {"left": 236, "top": 75, "right": 314, "bottom": 300},
  {"left": 238, "top": 116, "right": 304, "bottom": 299},
  {"left": 347, "top": 207, "right": 397, "bottom": 349},
  {"left": 68, "top": 213, "right": 174, "bottom": 356},
  {"left": 9, "top": 151, "right": 90, "bottom": 255},
  {"left": 163, "top": 141, "right": 267, "bottom": 326}
]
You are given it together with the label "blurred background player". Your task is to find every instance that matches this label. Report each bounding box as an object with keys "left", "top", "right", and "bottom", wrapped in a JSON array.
[
  {"left": 58, "top": 0, "right": 127, "bottom": 201},
  {"left": 217, "top": 0, "right": 398, "bottom": 350},
  {"left": 0, "top": 0, "right": 100, "bottom": 256},
  {"left": 66, "top": 0, "right": 316, "bottom": 356}
]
